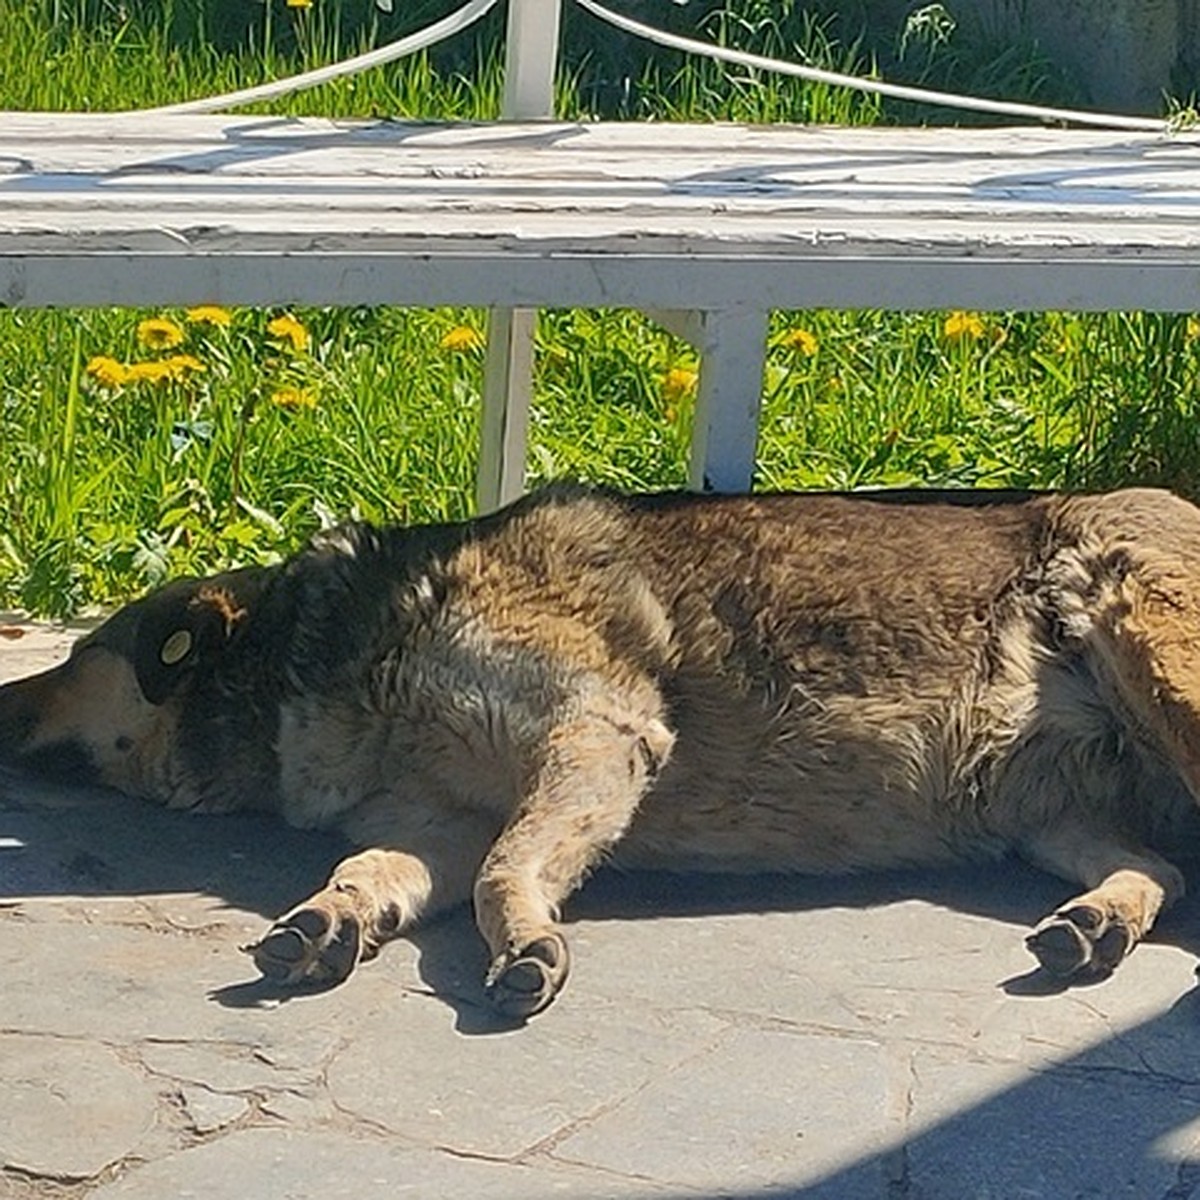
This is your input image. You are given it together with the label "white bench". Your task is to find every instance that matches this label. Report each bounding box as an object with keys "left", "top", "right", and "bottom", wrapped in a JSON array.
[{"left": 2, "top": 51, "right": 1199, "bottom": 508}]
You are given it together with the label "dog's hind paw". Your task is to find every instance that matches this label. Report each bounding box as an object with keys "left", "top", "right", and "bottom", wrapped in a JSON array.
[
  {"left": 244, "top": 900, "right": 362, "bottom": 987},
  {"left": 1025, "top": 904, "right": 1133, "bottom": 979},
  {"left": 484, "top": 933, "right": 570, "bottom": 1019}
]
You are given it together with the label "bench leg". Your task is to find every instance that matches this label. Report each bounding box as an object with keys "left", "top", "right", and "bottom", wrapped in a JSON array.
[
  {"left": 653, "top": 308, "right": 768, "bottom": 493},
  {"left": 478, "top": 307, "right": 536, "bottom": 513},
  {"left": 479, "top": 305, "right": 767, "bottom": 512}
]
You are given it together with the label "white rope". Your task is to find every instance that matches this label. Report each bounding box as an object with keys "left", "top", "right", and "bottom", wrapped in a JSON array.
[
  {"left": 135, "top": 0, "right": 1174, "bottom": 132},
  {"left": 572, "top": 0, "right": 1170, "bottom": 133},
  {"left": 142, "top": 0, "right": 501, "bottom": 115}
]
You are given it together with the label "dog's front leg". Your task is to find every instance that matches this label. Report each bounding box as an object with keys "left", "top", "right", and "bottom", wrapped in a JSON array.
[
  {"left": 474, "top": 710, "right": 674, "bottom": 1019},
  {"left": 248, "top": 802, "right": 498, "bottom": 987}
]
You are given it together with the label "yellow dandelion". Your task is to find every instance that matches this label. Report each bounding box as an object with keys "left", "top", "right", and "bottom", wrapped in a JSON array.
[
  {"left": 267, "top": 313, "right": 310, "bottom": 353},
  {"left": 271, "top": 387, "right": 317, "bottom": 411},
  {"left": 778, "top": 327, "right": 819, "bottom": 356},
  {"left": 661, "top": 366, "right": 699, "bottom": 403},
  {"left": 125, "top": 360, "right": 176, "bottom": 385},
  {"left": 439, "top": 325, "right": 485, "bottom": 353},
  {"left": 122, "top": 355, "right": 205, "bottom": 384},
  {"left": 286, "top": 0, "right": 313, "bottom": 7},
  {"left": 1188, "top": 316, "right": 1200, "bottom": 343},
  {"left": 186, "top": 305, "right": 233, "bottom": 327},
  {"left": 943, "top": 311, "right": 985, "bottom": 341},
  {"left": 136, "top": 316, "right": 184, "bottom": 350},
  {"left": 85, "top": 356, "right": 129, "bottom": 388},
  {"left": 162, "top": 354, "right": 206, "bottom": 378}
]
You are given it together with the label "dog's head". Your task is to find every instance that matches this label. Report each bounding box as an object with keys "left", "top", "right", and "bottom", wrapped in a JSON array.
[{"left": 0, "top": 568, "right": 272, "bottom": 807}]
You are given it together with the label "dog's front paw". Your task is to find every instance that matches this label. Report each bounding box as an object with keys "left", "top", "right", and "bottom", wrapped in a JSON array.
[
  {"left": 1026, "top": 903, "right": 1133, "bottom": 979},
  {"left": 245, "top": 898, "right": 362, "bottom": 987},
  {"left": 484, "top": 933, "right": 570, "bottom": 1019}
]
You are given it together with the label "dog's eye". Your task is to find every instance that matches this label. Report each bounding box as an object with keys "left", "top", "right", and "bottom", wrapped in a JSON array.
[{"left": 160, "top": 629, "right": 193, "bottom": 666}]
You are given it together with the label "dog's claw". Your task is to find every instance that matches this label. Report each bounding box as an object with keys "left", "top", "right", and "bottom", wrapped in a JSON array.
[
  {"left": 1027, "top": 904, "right": 1133, "bottom": 979},
  {"left": 484, "top": 934, "right": 570, "bottom": 1019},
  {"left": 246, "top": 905, "right": 362, "bottom": 987}
]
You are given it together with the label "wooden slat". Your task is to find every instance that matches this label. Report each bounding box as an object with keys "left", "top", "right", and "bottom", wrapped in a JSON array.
[{"left": 2, "top": 114, "right": 1200, "bottom": 312}]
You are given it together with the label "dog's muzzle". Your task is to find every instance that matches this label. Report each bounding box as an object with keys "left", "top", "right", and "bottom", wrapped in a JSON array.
[{"left": 0, "top": 671, "right": 100, "bottom": 785}]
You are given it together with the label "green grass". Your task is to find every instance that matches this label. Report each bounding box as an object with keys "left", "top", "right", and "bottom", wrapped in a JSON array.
[
  {"left": 2, "top": 0, "right": 1199, "bottom": 617},
  {"left": 6, "top": 305, "right": 1200, "bottom": 617},
  {"left": 0, "top": 0, "right": 509, "bottom": 117}
]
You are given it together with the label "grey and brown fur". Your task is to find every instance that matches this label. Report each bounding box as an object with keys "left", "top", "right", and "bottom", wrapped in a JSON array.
[{"left": 4, "top": 483, "right": 1200, "bottom": 1018}]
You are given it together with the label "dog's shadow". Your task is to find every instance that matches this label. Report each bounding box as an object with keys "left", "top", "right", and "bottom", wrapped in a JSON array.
[{"left": 7, "top": 772, "right": 1200, "bottom": 1033}]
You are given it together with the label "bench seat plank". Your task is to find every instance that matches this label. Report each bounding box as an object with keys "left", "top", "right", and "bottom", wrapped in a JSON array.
[{"left": 2, "top": 114, "right": 1200, "bottom": 311}]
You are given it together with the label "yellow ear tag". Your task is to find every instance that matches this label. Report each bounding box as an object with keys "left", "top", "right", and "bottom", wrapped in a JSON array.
[{"left": 160, "top": 629, "right": 193, "bottom": 666}]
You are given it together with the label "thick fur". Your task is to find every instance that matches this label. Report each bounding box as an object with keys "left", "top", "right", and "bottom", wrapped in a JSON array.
[{"left": 4, "top": 484, "right": 1200, "bottom": 1016}]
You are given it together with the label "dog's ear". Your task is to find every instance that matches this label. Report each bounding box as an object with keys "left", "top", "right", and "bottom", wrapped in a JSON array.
[{"left": 131, "top": 576, "right": 255, "bottom": 705}]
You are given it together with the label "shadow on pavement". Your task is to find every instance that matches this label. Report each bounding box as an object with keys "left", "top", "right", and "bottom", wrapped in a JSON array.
[
  {"left": 0, "top": 770, "right": 349, "bottom": 919},
  {"left": 623, "top": 985, "right": 1200, "bottom": 1199},
  {"left": 7, "top": 771, "right": 1200, "bottom": 1194},
  {"left": 6, "top": 767, "right": 1200, "bottom": 1026}
]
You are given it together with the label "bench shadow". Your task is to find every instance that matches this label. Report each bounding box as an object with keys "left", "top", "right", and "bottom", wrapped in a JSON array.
[
  {"left": 8, "top": 776, "right": 1200, "bottom": 1192},
  {"left": 8, "top": 768, "right": 1200, "bottom": 1031},
  {"left": 0, "top": 770, "right": 350, "bottom": 919},
  {"left": 402, "top": 859, "right": 1200, "bottom": 1032}
]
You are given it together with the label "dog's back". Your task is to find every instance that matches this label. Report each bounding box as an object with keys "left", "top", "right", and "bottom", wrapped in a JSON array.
[
  {"left": 607, "top": 489, "right": 1200, "bottom": 876},
  {"left": 609, "top": 489, "right": 1053, "bottom": 872}
]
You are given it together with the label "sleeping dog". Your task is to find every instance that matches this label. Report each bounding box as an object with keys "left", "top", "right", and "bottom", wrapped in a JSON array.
[{"left": 3, "top": 484, "right": 1200, "bottom": 1018}]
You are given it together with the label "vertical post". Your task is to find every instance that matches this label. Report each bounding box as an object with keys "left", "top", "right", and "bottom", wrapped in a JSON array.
[
  {"left": 478, "top": 0, "right": 563, "bottom": 512},
  {"left": 688, "top": 308, "right": 769, "bottom": 493},
  {"left": 502, "top": 0, "right": 562, "bottom": 120},
  {"left": 478, "top": 308, "right": 537, "bottom": 511}
]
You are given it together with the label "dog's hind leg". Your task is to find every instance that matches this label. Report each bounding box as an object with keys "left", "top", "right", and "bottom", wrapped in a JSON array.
[
  {"left": 248, "top": 801, "right": 498, "bottom": 987},
  {"left": 1022, "top": 820, "right": 1184, "bottom": 978},
  {"left": 1067, "top": 489, "right": 1200, "bottom": 801},
  {"left": 1017, "top": 491, "right": 1200, "bottom": 978},
  {"left": 473, "top": 711, "right": 674, "bottom": 1019}
]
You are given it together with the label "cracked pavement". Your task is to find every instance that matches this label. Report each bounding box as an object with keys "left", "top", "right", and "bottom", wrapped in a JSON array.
[{"left": 5, "top": 619, "right": 1200, "bottom": 1198}]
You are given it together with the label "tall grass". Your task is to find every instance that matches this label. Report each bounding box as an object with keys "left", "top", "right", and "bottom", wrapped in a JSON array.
[
  {"left": 1, "top": 0, "right": 1198, "bottom": 617},
  {"left": 0, "top": 0, "right": 508, "bottom": 116},
  {"left": 6, "top": 304, "right": 1200, "bottom": 617}
]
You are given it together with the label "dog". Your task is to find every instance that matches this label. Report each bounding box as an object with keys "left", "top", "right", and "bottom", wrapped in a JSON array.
[{"left": 3, "top": 483, "right": 1200, "bottom": 1018}]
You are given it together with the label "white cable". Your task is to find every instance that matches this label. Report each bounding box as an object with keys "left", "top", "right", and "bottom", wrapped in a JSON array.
[
  {"left": 572, "top": 0, "right": 1170, "bottom": 133},
  {"left": 135, "top": 0, "right": 1175, "bottom": 131},
  {"left": 142, "top": 0, "right": 501, "bottom": 115}
]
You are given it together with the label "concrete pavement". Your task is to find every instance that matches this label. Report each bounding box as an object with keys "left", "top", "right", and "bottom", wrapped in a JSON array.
[{"left": 4, "top": 617, "right": 1200, "bottom": 1198}]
